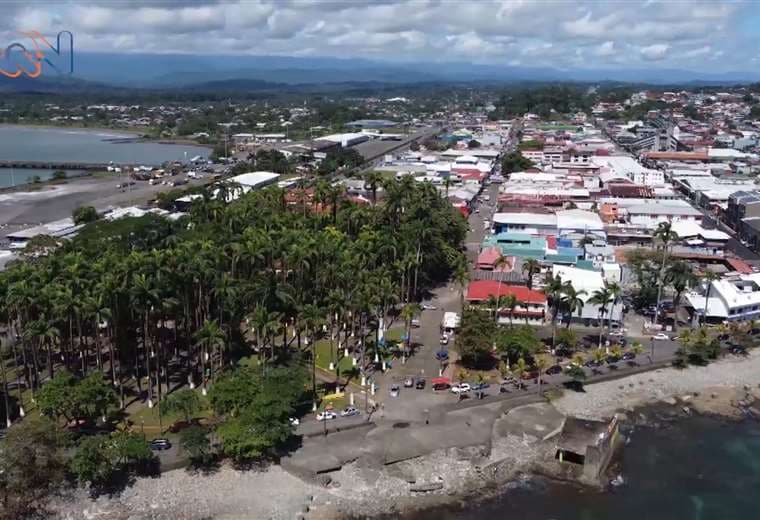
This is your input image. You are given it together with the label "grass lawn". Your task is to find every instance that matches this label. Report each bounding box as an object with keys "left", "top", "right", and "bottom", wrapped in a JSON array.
[
  {"left": 314, "top": 339, "right": 353, "bottom": 373},
  {"left": 126, "top": 388, "right": 213, "bottom": 434}
]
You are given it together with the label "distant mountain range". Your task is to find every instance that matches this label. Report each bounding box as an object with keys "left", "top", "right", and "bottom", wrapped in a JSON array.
[{"left": 2, "top": 52, "right": 759, "bottom": 93}]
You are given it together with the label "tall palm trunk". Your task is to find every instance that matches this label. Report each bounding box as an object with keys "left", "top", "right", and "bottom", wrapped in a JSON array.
[{"left": 1, "top": 345, "right": 12, "bottom": 428}]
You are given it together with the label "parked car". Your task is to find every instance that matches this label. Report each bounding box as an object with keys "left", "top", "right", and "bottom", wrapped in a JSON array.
[
  {"left": 415, "top": 378, "right": 426, "bottom": 390},
  {"left": 432, "top": 381, "right": 450, "bottom": 392},
  {"left": 622, "top": 351, "right": 636, "bottom": 361},
  {"left": 652, "top": 333, "right": 670, "bottom": 340},
  {"left": 520, "top": 370, "right": 539, "bottom": 380},
  {"left": 471, "top": 382, "right": 490, "bottom": 392},
  {"left": 411, "top": 319, "right": 421, "bottom": 328},
  {"left": 341, "top": 406, "right": 360, "bottom": 417},
  {"left": 545, "top": 364, "right": 563, "bottom": 375},
  {"left": 729, "top": 345, "right": 748, "bottom": 356},
  {"left": 450, "top": 383, "right": 471, "bottom": 394},
  {"left": 435, "top": 349, "right": 449, "bottom": 361},
  {"left": 421, "top": 304, "right": 437, "bottom": 310},
  {"left": 149, "top": 438, "right": 172, "bottom": 451},
  {"left": 439, "top": 334, "right": 449, "bottom": 345},
  {"left": 389, "top": 384, "right": 400, "bottom": 397},
  {"left": 606, "top": 355, "right": 621, "bottom": 364},
  {"left": 316, "top": 411, "right": 337, "bottom": 421},
  {"left": 584, "top": 359, "right": 604, "bottom": 368},
  {"left": 403, "top": 377, "right": 414, "bottom": 388}
]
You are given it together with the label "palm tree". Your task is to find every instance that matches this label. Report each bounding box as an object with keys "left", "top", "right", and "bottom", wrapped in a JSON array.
[
  {"left": 400, "top": 303, "right": 421, "bottom": 363},
  {"left": 699, "top": 270, "right": 720, "bottom": 325},
  {"left": 522, "top": 259, "right": 541, "bottom": 291},
  {"left": 589, "top": 287, "right": 613, "bottom": 350},
  {"left": 561, "top": 283, "right": 586, "bottom": 328},
  {"left": 194, "top": 320, "right": 225, "bottom": 396},
  {"left": 503, "top": 294, "right": 518, "bottom": 327},
  {"left": 0, "top": 343, "right": 11, "bottom": 428},
  {"left": 544, "top": 274, "right": 565, "bottom": 352},
  {"left": 452, "top": 256, "right": 469, "bottom": 309},
  {"left": 363, "top": 171, "right": 382, "bottom": 206},
  {"left": 666, "top": 261, "right": 697, "bottom": 331},
  {"left": 653, "top": 221, "right": 679, "bottom": 325}
]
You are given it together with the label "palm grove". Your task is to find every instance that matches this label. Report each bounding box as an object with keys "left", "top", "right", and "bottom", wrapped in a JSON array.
[{"left": 0, "top": 176, "right": 466, "bottom": 514}]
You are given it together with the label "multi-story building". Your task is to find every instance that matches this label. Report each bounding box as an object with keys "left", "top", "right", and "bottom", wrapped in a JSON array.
[
  {"left": 727, "top": 190, "right": 760, "bottom": 231},
  {"left": 685, "top": 272, "right": 760, "bottom": 323}
]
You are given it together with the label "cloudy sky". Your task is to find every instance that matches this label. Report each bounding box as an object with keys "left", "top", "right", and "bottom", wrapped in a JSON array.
[{"left": 2, "top": 0, "right": 759, "bottom": 71}]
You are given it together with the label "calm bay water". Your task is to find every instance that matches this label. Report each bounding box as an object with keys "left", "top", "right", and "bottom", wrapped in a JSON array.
[
  {"left": 0, "top": 125, "right": 209, "bottom": 187},
  {"left": 410, "top": 416, "right": 760, "bottom": 520}
]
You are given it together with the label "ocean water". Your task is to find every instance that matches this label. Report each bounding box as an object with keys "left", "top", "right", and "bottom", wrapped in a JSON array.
[
  {"left": 0, "top": 125, "right": 209, "bottom": 187},
  {"left": 410, "top": 416, "right": 760, "bottom": 520}
]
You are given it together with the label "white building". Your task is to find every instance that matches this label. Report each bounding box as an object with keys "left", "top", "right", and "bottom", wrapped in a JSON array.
[
  {"left": 552, "top": 265, "right": 623, "bottom": 323},
  {"left": 685, "top": 272, "right": 760, "bottom": 322}
]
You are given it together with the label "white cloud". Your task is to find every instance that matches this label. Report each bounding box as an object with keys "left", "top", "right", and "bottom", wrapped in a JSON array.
[
  {"left": 640, "top": 43, "right": 669, "bottom": 61},
  {"left": 0, "top": 0, "right": 752, "bottom": 72},
  {"left": 682, "top": 45, "right": 711, "bottom": 59},
  {"left": 593, "top": 41, "right": 616, "bottom": 57}
]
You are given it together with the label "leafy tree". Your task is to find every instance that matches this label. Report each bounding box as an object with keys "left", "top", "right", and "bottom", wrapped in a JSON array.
[
  {"left": 70, "top": 435, "right": 115, "bottom": 486},
  {"left": 180, "top": 425, "right": 212, "bottom": 464},
  {"left": 495, "top": 325, "right": 541, "bottom": 364},
  {"left": 110, "top": 431, "right": 155, "bottom": 470},
  {"left": 73, "top": 205, "right": 99, "bottom": 225},
  {"left": 163, "top": 388, "right": 203, "bottom": 423},
  {"left": 454, "top": 308, "right": 496, "bottom": 368},
  {"left": 501, "top": 151, "right": 534, "bottom": 174},
  {"left": 208, "top": 367, "right": 261, "bottom": 416},
  {"left": 51, "top": 170, "right": 67, "bottom": 181},
  {"left": 74, "top": 373, "right": 118, "bottom": 423},
  {"left": 36, "top": 371, "right": 77, "bottom": 422},
  {"left": 0, "top": 416, "right": 68, "bottom": 518}
]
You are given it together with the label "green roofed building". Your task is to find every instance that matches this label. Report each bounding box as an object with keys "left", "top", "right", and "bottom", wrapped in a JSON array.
[{"left": 482, "top": 232, "right": 547, "bottom": 260}]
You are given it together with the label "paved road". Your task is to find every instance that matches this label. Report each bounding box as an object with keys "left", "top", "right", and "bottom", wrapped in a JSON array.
[{"left": 0, "top": 174, "right": 211, "bottom": 236}]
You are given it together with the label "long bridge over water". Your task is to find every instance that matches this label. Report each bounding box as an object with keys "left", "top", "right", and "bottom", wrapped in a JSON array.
[{"left": 0, "top": 161, "right": 121, "bottom": 171}]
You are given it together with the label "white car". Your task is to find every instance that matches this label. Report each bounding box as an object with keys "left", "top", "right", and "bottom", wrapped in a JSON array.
[
  {"left": 316, "top": 411, "right": 337, "bottom": 421},
  {"left": 652, "top": 333, "right": 670, "bottom": 341},
  {"left": 450, "top": 383, "right": 471, "bottom": 394},
  {"left": 421, "top": 304, "right": 437, "bottom": 311},
  {"left": 289, "top": 417, "right": 300, "bottom": 426},
  {"left": 439, "top": 334, "right": 449, "bottom": 345},
  {"left": 340, "top": 406, "right": 360, "bottom": 417}
]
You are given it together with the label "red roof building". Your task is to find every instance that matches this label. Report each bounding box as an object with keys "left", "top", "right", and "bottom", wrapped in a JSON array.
[
  {"left": 466, "top": 280, "right": 546, "bottom": 304},
  {"left": 466, "top": 281, "right": 547, "bottom": 323}
]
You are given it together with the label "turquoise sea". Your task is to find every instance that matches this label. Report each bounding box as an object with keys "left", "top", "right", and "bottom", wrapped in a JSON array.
[{"left": 410, "top": 416, "right": 760, "bottom": 520}]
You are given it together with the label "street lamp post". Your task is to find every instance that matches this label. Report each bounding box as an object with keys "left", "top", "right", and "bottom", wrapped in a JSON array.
[{"left": 650, "top": 338, "right": 654, "bottom": 363}]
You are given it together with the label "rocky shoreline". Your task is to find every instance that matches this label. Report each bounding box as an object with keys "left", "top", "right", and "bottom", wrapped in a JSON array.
[{"left": 49, "top": 351, "right": 760, "bottom": 520}]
